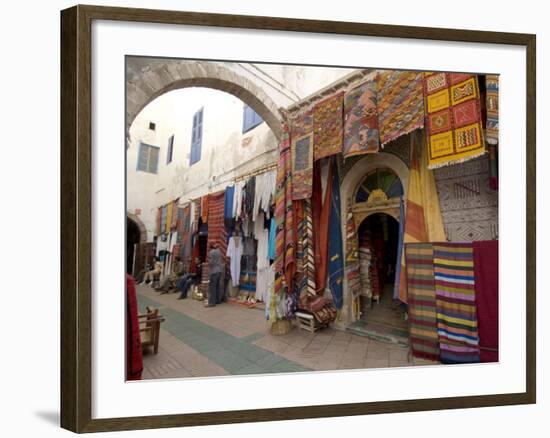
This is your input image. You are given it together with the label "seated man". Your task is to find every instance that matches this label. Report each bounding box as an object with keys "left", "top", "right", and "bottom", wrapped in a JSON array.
[
  {"left": 157, "top": 256, "right": 185, "bottom": 294},
  {"left": 177, "top": 257, "right": 202, "bottom": 300},
  {"left": 140, "top": 257, "right": 163, "bottom": 286}
]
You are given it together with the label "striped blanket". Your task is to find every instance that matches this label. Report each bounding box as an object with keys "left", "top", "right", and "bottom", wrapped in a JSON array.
[
  {"left": 205, "top": 191, "right": 227, "bottom": 279},
  {"left": 273, "top": 123, "right": 296, "bottom": 320},
  {"left": 433, "top": 243, "right": 480, "bottom": 363},
  {"left": 405, "top": 243, "right": 440, "bottom": 361}
]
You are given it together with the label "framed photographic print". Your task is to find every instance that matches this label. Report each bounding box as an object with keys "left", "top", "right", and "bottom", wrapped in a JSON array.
[{"left": 60, "top": 4, "right": 536, "bottom": 433}]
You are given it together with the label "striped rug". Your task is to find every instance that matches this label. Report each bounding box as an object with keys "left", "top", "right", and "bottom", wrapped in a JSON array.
[
  {"left": 433, "top": 243, "right": 480, "bottom": 363},
  {"left": 405, "top": 243, "right": 440, "bottom": 361},
  {"left": 204, "top": 191, "right": 227, "bottom": 280}
]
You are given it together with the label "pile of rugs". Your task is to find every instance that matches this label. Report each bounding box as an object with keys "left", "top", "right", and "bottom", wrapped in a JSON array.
[
  {"left": 405, "top": 240, "right": 499, "bottom": 364},
  {"left": 358, "top": 246, "right": 373, "bottom": 299}
]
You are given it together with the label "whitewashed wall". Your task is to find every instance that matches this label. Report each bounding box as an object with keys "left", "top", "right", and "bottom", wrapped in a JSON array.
[{"left": 127, "top": 64, "right": 356, "bottom": 242}]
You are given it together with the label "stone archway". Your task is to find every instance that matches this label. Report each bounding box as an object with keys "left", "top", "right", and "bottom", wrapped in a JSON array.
[
  {"left": 337, "top": 152, "right": 409, "bottom": 327},
  {"left": 126, "top": 59, "right": 284, "bottom": 141}
]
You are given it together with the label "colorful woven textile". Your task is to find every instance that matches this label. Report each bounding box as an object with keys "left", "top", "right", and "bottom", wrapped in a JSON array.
[
  {"left": 473, "top": 240, "right": 499, "bottom": 362},
  {"left": 327, "top": 159, "right": 344, "bottom": 309},
  {"left": 313, "top": 92, "right": 344, "bottom": 161},
  {"left": 274, "top": 123, "right": 295, "bottom": 300},
  {"left": 155, "top": 207, "right": 162, "bottom": 236},
  {"left": 205, "top": 191, "right": 227, "bottom": 279},
  {"left": 345, "top": 203, "right": 362, "bottom": 301},
  {"left": 376, "top": 70, "right": 424, "bottom": 146},
  {"left": 171, "top": 199, "right": 180, "bottom": 229},
  {"left": 433, "top": 243, "right": 480, "bottom": 364},
  {"left": 224, "top": 185, "right": 235, "bottom": 229},
  {"left": 405, "top": 243, "right": 440, "bottom": 362},
  {"left": 291, "top": 111, "right": 314, "bottom": 199},
  {"left": 397, "top": 131, "right": 446, "bottom": 303},
  {"left": 312, "top": 159, "right": 332, "bottom": 295},
  {"left": 165, "top": 201, "right": 174, "bottom": 234},
  {"left": 343, "top": 74, "right": 379, "bottom": 157},
  {"left": 201, "top": 195, "right": 209, "bottom": 223},
  {"left": 126, "top": 274, "right": 143, "bottom": 380},
  {"left": 485, "top": 74, "right": 499, "bottom": 145},
  {"left": 423, "top": 72, "right": 485, "bottom": 168},
  {"left": 178, "top": 204, "right": 192, "bottom": 263},
  {"left": 393, "top": 196, "right": 405, "bottom": 300}
]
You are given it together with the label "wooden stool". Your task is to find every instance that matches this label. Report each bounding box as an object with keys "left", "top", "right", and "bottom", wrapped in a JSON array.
[{"left": 295, "top": 311, "right": 320, "bottom": 333}]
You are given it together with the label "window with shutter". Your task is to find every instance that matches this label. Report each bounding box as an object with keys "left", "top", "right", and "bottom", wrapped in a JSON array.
[
  {"left": 190, "top": 108, "right": 203, "bottom": 165},
  {"left": 242, "top": 104, "right": 263, "bottom": 133},
  {"left": 137, "top": 142, "right": 160, "bottom": 174},
  {"left": 166, "top": 135, "right": 174, "bottom": 164}
]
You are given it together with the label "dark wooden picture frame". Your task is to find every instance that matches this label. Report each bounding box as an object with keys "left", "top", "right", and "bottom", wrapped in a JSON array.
[{"left": 60, "top": 4, "right": 536, "bottom": 433}]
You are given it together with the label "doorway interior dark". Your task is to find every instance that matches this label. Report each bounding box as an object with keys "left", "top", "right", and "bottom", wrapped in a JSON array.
[
  {"left": 357, "top": 213, "right": 407, "bottom": 330},
  {"left": 127, "top": 217, "right": 141, "bottom": 275}
]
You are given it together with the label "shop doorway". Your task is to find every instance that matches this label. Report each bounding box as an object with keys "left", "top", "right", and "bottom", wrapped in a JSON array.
[
  {"left": 127, "top": 217, "right": 141, "bottom": 275},
  {"left": 357, "top": 213, "right": 407, "bottom": 330}
]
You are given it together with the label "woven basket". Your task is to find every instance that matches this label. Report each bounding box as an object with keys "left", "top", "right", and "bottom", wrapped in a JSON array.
[{"left": 270, "top": 319, "right": 292, "bottom": 336}]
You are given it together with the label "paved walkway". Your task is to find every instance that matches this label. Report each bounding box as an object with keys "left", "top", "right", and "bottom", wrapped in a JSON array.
[{"left": 137, "top": 285, "right": 435, "bottom": 380}]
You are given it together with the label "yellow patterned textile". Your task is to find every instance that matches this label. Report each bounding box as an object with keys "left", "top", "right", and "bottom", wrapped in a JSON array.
[
  {"left": 423, "top": 72, "right": 485, "bottom": 168},
  {"left": 165, "top": 201, "right": 173, "bottom": 234}
]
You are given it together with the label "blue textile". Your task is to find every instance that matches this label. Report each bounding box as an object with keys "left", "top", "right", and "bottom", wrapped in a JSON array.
[
  {"left": 224, "top": 185, "right": 235, "bottom": 230},
  {"left": 393, "top": 196, "right": 405, "bottom": 300},
  {"left": 268, "top": 217, "right": 276, "bottom": 261},
  {"left": 327, "top": 160, "right": 344, "bottom": 309}
]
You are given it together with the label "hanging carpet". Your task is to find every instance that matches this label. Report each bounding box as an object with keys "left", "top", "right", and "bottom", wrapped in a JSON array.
[
  {"left": 423, "top": 72, "right": 485, "bottom": 168},
  {"left": 377, "top": 70, "right": 424, "bottom": 147}
]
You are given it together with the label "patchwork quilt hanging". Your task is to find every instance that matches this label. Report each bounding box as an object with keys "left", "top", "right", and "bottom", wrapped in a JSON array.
[
  {"left": 433, "top": 243, "right": 480, "bottom": 364},
  {"left": 291, "top": 110, "right": 314, "bottom": 200},
  {"left": 376, "top": 70, "right": 424, "bottom": 146},
  {"left": 423, "top": 72, "right": 485, "bottom": 168},
  {"left": 343, "top": 74, "right": 380, "bottom": 158},
  {"left": 313, "top": 92, "right": 344, "bottom": 161},
  {"left": 405, "top": 243, "right": 440, "bottom": 362}
]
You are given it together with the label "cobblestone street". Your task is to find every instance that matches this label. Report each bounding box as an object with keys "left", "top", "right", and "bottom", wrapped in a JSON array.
[{"left": 137, "top": 284, "right": 435, "bottom": 380}]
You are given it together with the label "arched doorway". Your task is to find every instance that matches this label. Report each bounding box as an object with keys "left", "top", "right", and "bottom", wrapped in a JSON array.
[
  {"left": 338, "top": 152, "right": 410, "bottom": 328},
  {"left": 126, "top": 213, "right": 148, "bottom": 277},
  {"left": 351, "top": 168, "right": 407, "bottom": 329},
  {"left": 127, "top": 217, "right": 141, "bottom": 275}
]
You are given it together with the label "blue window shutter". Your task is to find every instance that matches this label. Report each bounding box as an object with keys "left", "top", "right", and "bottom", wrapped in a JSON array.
[
  {"left": 242, "top": 104, "right": 263, "bottom": 133},
  {"left": 190, "top": 108, "right": 203, "bottom": 165}
]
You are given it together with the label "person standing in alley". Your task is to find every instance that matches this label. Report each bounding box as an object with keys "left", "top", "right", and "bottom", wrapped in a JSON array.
[{"left": 206, "top": 243, "right": 224, "bottom": 307}]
